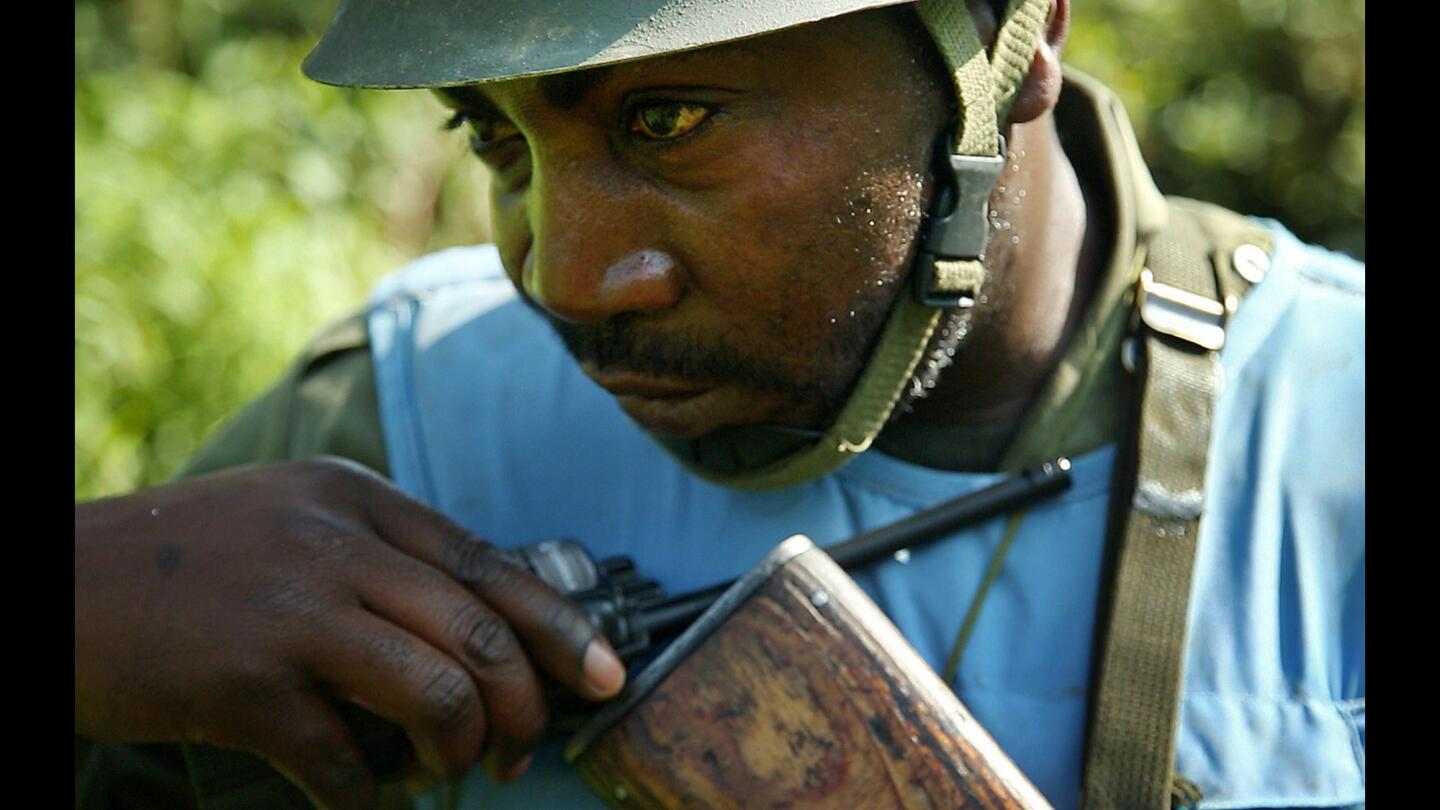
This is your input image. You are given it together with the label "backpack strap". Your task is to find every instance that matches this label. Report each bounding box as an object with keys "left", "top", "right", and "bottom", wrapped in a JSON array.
[{"left": 1080, "top": 199, "right": 1273, "bottom": 810}]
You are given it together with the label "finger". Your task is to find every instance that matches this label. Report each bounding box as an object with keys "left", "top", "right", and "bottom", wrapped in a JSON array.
[
  {"left": 398, "top": 757, "right": 443, "bottom": 799},
  {"left": 440, "top": 538, "right": 625, "bottom": 701},
  {"left": 358, "top": 479, "right": 624, "bottom": 700},
  {"left": 229, "top": 691, "right": 378, "bottom": 810},
  {"left": 312, "top": 609, "right": 485, "bottom": 782},
  {"left": 356, "top": 550, "right": 548, "bottom": 778}
]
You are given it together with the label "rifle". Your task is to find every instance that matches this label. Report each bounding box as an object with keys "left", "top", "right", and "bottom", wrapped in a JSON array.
[
  {"left": 330, "top": 460, "right": 1071, "bottom": 807},
  {"left": 524, "top": 460, "right": 1070, "bottom": 808}
]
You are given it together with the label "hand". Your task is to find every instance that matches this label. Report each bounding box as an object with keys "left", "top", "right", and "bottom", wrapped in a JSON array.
[{"left": 75, "top": 457, "right": 625, "bottom": 808}]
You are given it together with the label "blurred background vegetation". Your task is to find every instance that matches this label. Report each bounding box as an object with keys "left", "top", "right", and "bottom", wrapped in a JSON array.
[{"left": 75, "top": 0, "right": 1365, "bottom": 500}]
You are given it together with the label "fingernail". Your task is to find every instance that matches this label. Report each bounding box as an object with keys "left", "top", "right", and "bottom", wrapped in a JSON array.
[
  {"left": 502, "top": 754, "right": 534, "bottom": 783},
  {"left": 582, "top": 639, "right": 626, "bottom": 699},
  {"left": 483, "top": 750, "right": 534, "bottom": 785}
]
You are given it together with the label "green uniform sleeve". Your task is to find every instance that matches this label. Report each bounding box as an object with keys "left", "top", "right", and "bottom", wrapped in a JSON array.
[
  {"left": 178, "top": 311, "right": 389, "bottom": 478},
  {"left": 76, "top": 738, "right": 200, "bottom": 810}
]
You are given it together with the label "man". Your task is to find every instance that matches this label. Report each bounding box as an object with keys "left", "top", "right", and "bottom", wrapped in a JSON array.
[{"left": 75, "top": 1, "right": 1365, "bottom": 808}]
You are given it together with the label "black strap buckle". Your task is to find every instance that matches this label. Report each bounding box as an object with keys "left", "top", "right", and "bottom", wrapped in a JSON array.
[{"left": 912, "top": 134, "right": 1006, "bottom": 308}]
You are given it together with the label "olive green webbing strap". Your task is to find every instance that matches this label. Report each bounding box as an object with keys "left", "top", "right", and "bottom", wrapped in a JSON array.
[
  {"left": 683, "top": 296, "right": 942, "bottom": 490},
  {"left": 1080, "top": 339, "right": 1211, "bottom": 810},
  {"left": 990, "top": 0, "right": 1050, "bottom": 123},
  {"left": 1078, "top": 206, "right": 1268, "bottom": 810},
  {"left": 917, "top": 0, "right": 1047, "bottom": 300},
  {"left": 677, "top": 0, "right": 1048, "bottom": 491},
  {"left": 938, "top": 252, "right": 1125, "bottom": 683},
  {"left": 941, "top": 508, "right": 1028, "bottom": 682},
  {"left": 916, "top": 0, "right": 999, "bottom": 157},
  {"left": 938, "top": 279, "right": 1131, "bottom": 684},
  {"left": 917, "top": 0, "right": 1049, "bottom": 154}
]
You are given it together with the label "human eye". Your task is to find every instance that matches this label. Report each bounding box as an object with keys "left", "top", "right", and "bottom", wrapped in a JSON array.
[
  {"left": 628, "top": 101, "right": 716, "bottom": 142},
  {"left": 443, "top": 110, "right": 523, "bottom": 157}
]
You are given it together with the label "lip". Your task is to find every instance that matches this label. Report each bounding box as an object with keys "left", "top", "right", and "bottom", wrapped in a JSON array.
[
  {"left": 584, "top": 369, "right": 724, "bottom": 435},
  {"left": 586, "top": 370, "right": 712, "bottom": 400}
]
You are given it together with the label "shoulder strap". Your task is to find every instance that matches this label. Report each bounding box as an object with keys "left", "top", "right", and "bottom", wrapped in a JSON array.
[{"left": 1079, "top": 200, "right": 1272, "bottom": 810}]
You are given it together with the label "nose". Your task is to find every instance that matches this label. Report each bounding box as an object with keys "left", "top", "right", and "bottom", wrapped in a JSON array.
[
  {"left": 522, "top": 246, "right": 682, "bottom": 323},
  {"left": 521, "top": 160, "right": 684, "bottom": 324}
]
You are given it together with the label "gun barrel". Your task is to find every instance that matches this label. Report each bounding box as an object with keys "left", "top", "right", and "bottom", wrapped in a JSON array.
[
  {"left": 637, "top": 458, "right": 1072, "bottom": 642},
  {"left": 828, "top": 456, "right": 1072, "bottom": 569}
]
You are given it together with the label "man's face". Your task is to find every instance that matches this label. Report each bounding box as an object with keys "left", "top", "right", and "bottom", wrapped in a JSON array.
[{"left": 439, "top": 10, "right": 951, "bottom": 438}]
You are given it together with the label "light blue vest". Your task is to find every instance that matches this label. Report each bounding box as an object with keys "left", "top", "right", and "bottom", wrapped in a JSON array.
[{"left": 367, "top": 222, "right": 1363, "bottom": 809}]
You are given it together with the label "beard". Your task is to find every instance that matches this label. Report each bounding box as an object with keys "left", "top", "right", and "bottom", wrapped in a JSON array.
[{"left": 528, "top": 282, "right": 902, "bottom": 431}]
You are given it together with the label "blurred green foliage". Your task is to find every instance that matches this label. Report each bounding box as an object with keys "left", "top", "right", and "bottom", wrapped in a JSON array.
[
  {"left": 74, "top": 0, "right": 1364, "bottom": 500},
  {"left": 1066, "top": 0, "right": 1365, "bottom": 260},
  {"left": 76, "top": 0, "right": 491, "bottom": 498}
]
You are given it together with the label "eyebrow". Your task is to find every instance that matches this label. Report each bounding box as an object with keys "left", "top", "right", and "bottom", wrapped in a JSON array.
[
  {"left": 537, "top": 67, "right": 615, "bottom": 110},
  {"left": 434, "top": 68, "right": 612, "bottom": 118},
  {"left": 436, "top": 41, "right": 762, "bottom": 117},
  {"left": 435, "top": 86, "right": 503, "bottom": 119}
]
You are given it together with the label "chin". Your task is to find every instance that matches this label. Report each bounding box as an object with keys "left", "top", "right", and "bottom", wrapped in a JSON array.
[{"left": 615, "top": 386, "right": 816, "bottom": 439}]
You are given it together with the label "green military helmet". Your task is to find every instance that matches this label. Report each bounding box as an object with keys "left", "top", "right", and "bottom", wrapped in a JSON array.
[
  {"left": 304, "top": 0, "right": 921, "bottom": 89},
  {"left": 304, "top": 0, "right": 1051, "bottom": 490}
]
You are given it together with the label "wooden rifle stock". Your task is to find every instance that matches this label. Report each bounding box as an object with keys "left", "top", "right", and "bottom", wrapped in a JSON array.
[{"left": 565, "top": 535, "right": 1053, "bottom": 809}]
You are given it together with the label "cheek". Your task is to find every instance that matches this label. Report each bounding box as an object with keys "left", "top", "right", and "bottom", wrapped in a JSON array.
[
  {"left": 489, "top": 188, "right": 530, "bottom": 286},
  {"left": 681, "top": 141, "right": 930, "bottom": 353}
]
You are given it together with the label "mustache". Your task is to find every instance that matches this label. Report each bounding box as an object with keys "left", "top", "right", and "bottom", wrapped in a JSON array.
[{"left": 544, "top": 312, "right": 828, "bottom": 401}]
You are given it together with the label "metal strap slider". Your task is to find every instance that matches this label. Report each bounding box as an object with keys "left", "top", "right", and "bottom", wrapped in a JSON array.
[{"left": 1136, "top": 268, "right": 1227, "bottom": 351}]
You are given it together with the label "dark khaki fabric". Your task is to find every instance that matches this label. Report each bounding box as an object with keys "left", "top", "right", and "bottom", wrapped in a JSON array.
[
  {"left": 76, "top": 739, "right": 199, "bottom": 810},
  {"left": 178, "top": 313, "right": 388, "bottom": 479}
]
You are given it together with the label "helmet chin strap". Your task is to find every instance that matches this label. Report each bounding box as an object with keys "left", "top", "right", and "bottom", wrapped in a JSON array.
[{"left": 655, "top": 0, "right": 1050, "bottom": 491}]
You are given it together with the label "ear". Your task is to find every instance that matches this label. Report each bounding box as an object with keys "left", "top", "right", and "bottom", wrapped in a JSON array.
[{"left": 1006, "top": 0, "right": 1069, "bottom": 125}]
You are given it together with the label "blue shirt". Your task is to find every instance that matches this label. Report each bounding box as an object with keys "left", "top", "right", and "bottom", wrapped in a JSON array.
[{"left": 364, "top": 217, "right": 1363, "bottom": 808}]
